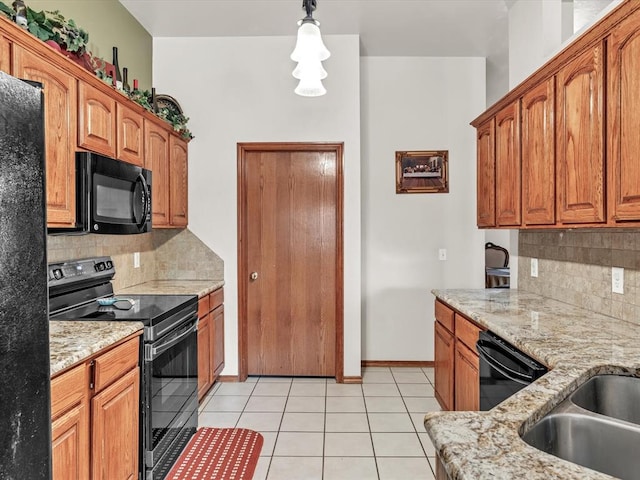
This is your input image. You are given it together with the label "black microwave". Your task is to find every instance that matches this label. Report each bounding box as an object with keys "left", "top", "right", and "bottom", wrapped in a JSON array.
[{"left": 49, "top": 152, "right": 152, "bottom": 235}]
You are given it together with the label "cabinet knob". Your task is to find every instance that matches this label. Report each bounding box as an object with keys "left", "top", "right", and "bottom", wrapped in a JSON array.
[{"left": 250, "top": 272, "right": 258, "bottom": 281}]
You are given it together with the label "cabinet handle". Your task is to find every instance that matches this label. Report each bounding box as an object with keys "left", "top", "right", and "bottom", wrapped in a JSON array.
[
  {"left": 250, "top": 272, "right": 258, "bottom": 281},
  {"left": 89, "top": 359, "right": 96, "bottom": 390}
]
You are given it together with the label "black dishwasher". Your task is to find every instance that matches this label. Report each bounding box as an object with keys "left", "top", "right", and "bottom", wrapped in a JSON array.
[{"left": 476, "top": 331, "right": 547, "bottom": 410}]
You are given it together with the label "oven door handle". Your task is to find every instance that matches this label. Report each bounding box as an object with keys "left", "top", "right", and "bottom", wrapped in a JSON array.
[
  {"left": 476, "top": 342, "right": 534, "bottom": 385},
  {"left": 146, "top": 321, "right": 197, "bottom": 361}
]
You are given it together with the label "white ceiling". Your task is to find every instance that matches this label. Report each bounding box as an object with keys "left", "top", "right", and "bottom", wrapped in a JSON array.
[{"left": 119, "top": 0, "right": 511, "bottom": 58}]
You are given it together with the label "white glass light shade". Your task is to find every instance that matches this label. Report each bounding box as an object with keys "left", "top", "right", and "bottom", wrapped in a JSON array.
[
  {"left": 292, "top": 58, "right": 327, "bottom": 80},
  {"left": 290, "top": 21, "right": 330, "bottom": 62},
  {"left": 294, "top": 76, "right": 327, "bottom": 97}
]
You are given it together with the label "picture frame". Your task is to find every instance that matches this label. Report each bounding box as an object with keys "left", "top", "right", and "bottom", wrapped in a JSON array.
[{"left": 395, "top": 150, "right": 449, "bottom": 194}]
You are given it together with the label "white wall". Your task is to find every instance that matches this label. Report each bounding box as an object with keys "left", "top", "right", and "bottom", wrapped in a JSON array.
[
  {"left": 153, "top": 35, "right": 362, "bottom": 377},
  {"left": 360, "top": 57, "right": 485, "bottom": 361}
]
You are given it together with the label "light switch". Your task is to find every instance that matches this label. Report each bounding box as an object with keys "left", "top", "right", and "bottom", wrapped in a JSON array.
[{"left": 438, "top": 249, "right": 447, "bottom": 261}]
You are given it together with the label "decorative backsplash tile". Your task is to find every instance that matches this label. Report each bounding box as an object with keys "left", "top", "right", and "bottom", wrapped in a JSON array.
[
  {"left": 519, "top": 229, "right": 640, "bottom": 325},
  {"left": 47, "top": 229, "right": 223, "bottom": 292}
]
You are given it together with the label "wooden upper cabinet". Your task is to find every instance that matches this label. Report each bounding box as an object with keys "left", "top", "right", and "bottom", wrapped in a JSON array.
[
  {"left": 13, "top": 45, "right": 77, "bottom": 227},
  {"left": 476, "top": 118, "right": 496, "bottom": 227},
  {"left": 495, "top": 101, "right": 521, "bottom": 226},
  {"left": 145, "top": 120, "right": 170, "bottom": 227},
  {"left": 608, "top": 12, "right": 640, "bottom": 222},
  {"left": 556, "top": 42, "right": 605, "bottom": 224},
  {"left": 0, "top": 35, "right": 10, "bottom": 73},
  {"left": 522, "top": 77, "right": 556, "bottom": 225},
  {"left": 78, "top": 82, "right": 116, "bottom": 158},
  {"left": 117, "top": 104, "right": 144, "bottom": 167},
  {"left": 169, "top": 135, "right": 188, "bottom": 227}
]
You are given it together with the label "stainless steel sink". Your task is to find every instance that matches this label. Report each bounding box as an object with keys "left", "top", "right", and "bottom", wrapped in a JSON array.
[
  {"left": 571, "top": 374, "right": 640, "bottom": 425},
  {"left": 521, "top": 374, "right": 640, "bottom": 480}
]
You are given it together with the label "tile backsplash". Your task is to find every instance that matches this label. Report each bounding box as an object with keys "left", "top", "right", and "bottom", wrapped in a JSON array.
[
  {"left": 47, "top": 229, "right": 223, "bottom": 292},
  {"left": 519, "top": 229, "right": 640, "bottom": 325}
]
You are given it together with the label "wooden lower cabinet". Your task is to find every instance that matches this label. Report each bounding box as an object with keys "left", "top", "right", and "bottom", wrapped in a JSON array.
[
  {"left": 51, "top": 335, "right": 141, "bottom": 480},
  {"left": 434, "top": 300, "right": 483, "bottom": 412},
  {"left": 198, "top": 288, "right": 225, "bottom": 401},
  {"left": 91, "top": 368, "right": 139, "bottom": 480},
  {"left": 434, "top": 320, "right": 454, "bottom": 411},
  {"left": 454, "top": 342, "right": 479, "bottom": 411}
]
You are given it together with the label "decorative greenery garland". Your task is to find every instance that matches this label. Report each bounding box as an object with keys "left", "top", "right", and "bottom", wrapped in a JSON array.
[{"left": 0, "top": 1, "right": 193, "bottom": 139}]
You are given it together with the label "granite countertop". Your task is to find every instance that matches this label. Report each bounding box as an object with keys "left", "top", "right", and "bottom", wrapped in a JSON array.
[
  {"left": 49, "top": 321, "right": 144, "bottom": 377},
  {"left": 117, "top": 279, "right": 224, "bottom": 298},
  {"left": 426, "top": 289, "right": 640, "bottom": 480}
]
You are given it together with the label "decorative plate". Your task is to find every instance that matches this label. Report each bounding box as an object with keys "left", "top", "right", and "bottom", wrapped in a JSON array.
[{"left": 155, "top": 94, "right": 183, "bottom": 116}]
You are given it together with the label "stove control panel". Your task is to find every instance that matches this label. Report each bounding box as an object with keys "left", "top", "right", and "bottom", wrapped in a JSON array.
[{"left": 48, "top": 256, "right": 115, "bottom": 291}]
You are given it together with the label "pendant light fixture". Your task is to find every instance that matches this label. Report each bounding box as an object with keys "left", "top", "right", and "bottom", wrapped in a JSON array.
[{"left": 291, "top": 0, "right": 330, "bottom": 97}]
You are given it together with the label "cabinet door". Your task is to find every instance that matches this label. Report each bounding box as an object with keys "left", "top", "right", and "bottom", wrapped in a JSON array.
[
  {"left": 212, "top": 304, "right": 225, "bottom": 379},
  {"left": 145, "top": 121, "right": 170, "bottom": 226},
  {"left": 91, "top": 367, "right": 139, "bottom": 480},
  {"left": 522, "top": 77, "right": 556, "bottom": 225},
  {"left": 608, "top": 11, "right": 640, "bottom": 221},
  {"left": 495, "top": 102, "right": 521, "bottom": 226},
  {"left": 117, "top": 104, "right": 144, "bottom": 167},
  {"left": 13, "top": 45, "right": 77, "bottom": 227},
  {"left": 52, "top": 402, "right": 90, "bottom": 480},
  {"left": 197, "top": 313, "right": 212, "bottom": 401},
  {"left": 454, "top": 341, "right": 479, "bottom": 411},
  {"left": 78, "top": 82, "right": 116, "bottom": 157},
  {"left": 434, "top": 321, "right": 454, "bottom": 411},
  {"left": 476, "top": 118, "right": 496, "bottom": 227},
  {"left": 556, "top": 43, "right": 605, "bottom": 224},
  {"left": 169, "top": 135, "right": 188, "bottom": 227},
  {"left": 0, "top": 35, "right": 10, "bottom": 73}
]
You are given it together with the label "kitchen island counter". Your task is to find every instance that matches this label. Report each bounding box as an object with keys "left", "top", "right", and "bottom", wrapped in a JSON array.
[
  {"left": 117, "top": 279, "right": 224, "bottom": 299},
  {"left": 427, "top": 289, "right": 640, "bottom": 480},
  {"left": 49, "top": 320, "right": 144, "bottom": 377}
]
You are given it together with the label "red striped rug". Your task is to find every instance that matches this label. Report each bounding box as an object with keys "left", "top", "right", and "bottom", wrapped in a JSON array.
[{"left": 166, "top": 428, "right": 263, "bottom": 480}]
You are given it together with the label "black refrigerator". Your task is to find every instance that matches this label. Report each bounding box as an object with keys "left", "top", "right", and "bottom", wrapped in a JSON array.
[{"left": 0, "top": 71, "right": 51, "bottom": 478}]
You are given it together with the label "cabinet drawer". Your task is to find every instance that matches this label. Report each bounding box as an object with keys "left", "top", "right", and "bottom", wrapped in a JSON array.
[
  {"left": 209, "top": 288, "right": 224, "bottom": 311},
  {"left": 455, "top": 314, "right": 482, "bottom": 351},
  {"left": 51, "top": 363, "right": 88, "bottom": 419},
  {"left": 93, "top": 337, "right": 139, "bottom": 393},
  {"left": 435, "top": 300, "right": 454, "bottom": 332},
  {"left": 198, "top": 296, "right": 209, "bottom": 318}
]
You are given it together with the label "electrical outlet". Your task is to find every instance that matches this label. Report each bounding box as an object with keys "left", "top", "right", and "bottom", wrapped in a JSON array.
[
  {"left": 134, "top": 252, "right": 140, "bottom": 269},
  {"left": 531, "top": 311, "right": 539, "bottom": 330},
  {"left": 438, "top": 249, "right": 447, "bottom": 261},
  {"left": 530, "top": 258, "right": 538, "bottom": 277},
  {"left": 612, "top": 267, "right": 624, "bottom": 294}
]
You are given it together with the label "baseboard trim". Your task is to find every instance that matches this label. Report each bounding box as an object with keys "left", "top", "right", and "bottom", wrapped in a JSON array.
[
  {"left": 217, "top": 375, "right": 240, "bottom": 383},
  {"left": 342, "top": 376, "right": 363, "bottom": 384},
  {"left": 361, "top": 360, "right": 434, "bottom": 368}
]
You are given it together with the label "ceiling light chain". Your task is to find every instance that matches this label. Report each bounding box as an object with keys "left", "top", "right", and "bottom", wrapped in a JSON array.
[{"left": 290, "top": 0, "right": 330, "bottom": 97}]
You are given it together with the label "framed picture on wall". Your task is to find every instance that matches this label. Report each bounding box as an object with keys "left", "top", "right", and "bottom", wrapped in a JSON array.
[{"left": 395, "top": 150, "right": 449, "bottom": 194}]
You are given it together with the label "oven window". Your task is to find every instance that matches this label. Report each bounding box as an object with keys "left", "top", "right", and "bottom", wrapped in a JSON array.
[
  {"left": 94, "top": 174, "right": 135, "bottom": 222},
  {"left": 145, "top": 321, "right": 198, "bottom": 469}
]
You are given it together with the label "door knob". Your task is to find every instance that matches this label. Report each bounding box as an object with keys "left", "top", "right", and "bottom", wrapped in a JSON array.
[{"left": 250, "top": 272, "right": 258, "bottom": 281}]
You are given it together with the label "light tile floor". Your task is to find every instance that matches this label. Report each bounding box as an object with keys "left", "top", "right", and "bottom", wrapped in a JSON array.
[{"left": 198, "top": 367, "right": 441, "bottom": 480}]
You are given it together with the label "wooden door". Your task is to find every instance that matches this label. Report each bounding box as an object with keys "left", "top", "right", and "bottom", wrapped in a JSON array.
[
  {"left": 556, "top": 42, "right": 605, "bottom": 224},
  {"left": 434, "top": 320, "right": 454, "bottom": 411},
  {"left": 117, "top": 104, "right": 144, "bottom": 167},
  {"left": 91, "top": 367, "right": 139, "bottom": 480},
  {"left": 51, "top": 403, "right": 90, "bottom": 480},
  {"left": 238, "top": 143, "right": 343, "bottom": 379},
  {"left": 13, "top": 45, "right": 77, "bottom": 227},
  {"left": 145, "top": 121, "right": 170, "bottom": 226},
  {"left": 78, "top": 82, "right": 116, "bottom": 157},
  {"left": 169, "top": 135, "right": 189, "bottom": 227},
  {"left": 212, "top": 304, "right": 225, "bottom": 378},
  {"left": 522, "top": 77, "right": 556, "bottom": 225},
  {"left": 197, "top": 312, "right": 212, "bottom": 400},
  {"left": 0, "top": 35, "right": 10, "bottom": 73},
  {"left": 608, "top": 11, "right": 640, "bottom": 222},
  {"left": 495, "top": 101, "right": 521, "bottom": 226},
  {"left": 476, "top": 118, "right": 496, "bottom": 227},
  {"left": 454, "top": 342, "right": 479, "bottom": 411}
]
